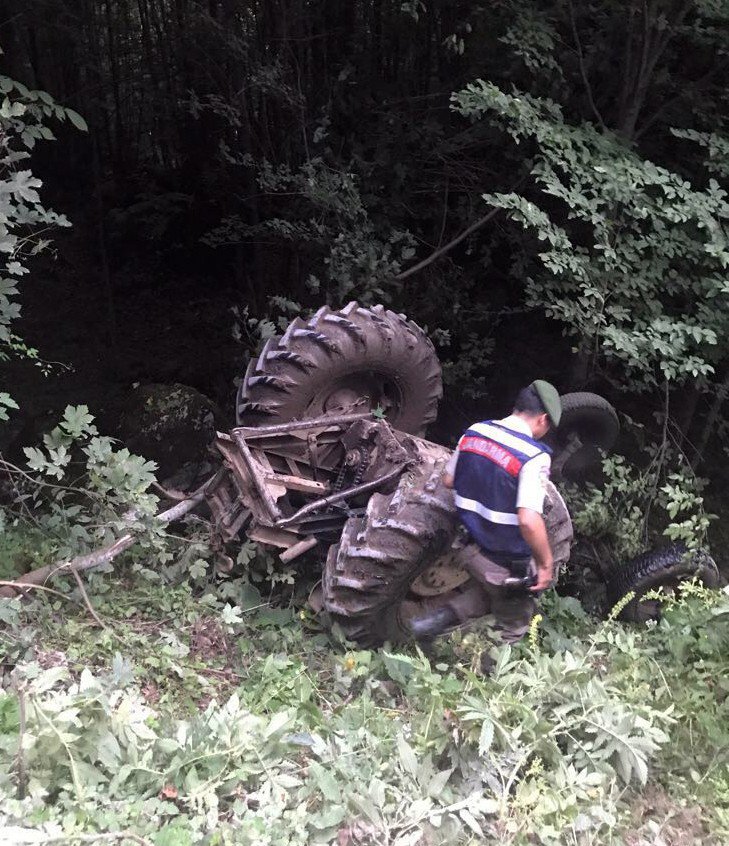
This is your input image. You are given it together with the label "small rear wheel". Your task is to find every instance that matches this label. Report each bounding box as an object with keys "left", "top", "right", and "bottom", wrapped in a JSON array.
[
  {"left": 606, "top": 544, "right": 721, "bottom": 623},
  {"left": 548, "top": 392, "right": 619, "bottom": 483}
]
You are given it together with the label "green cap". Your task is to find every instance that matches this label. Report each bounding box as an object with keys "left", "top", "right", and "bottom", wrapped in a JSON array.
[{"left": 531, "top": 379, "right": 562, "bottom": 427}]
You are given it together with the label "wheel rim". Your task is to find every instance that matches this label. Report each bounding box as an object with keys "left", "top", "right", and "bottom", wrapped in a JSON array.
[
  {"left": 410, "top": 553, "right": 471, "bottom": 596},
  {"left": 308, "top": 371, "right": 405, "bottom": 419}
]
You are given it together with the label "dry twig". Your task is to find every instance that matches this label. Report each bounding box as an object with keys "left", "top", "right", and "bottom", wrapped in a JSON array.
[
  {"left": 70, "top": 567, "right": 107, "bottom": 629},
  {"left": 395, "top": 175, "right": 527, "bottom": 281},
  {"left": 395, "top": 207, "right": 501, "bottom": 281}
]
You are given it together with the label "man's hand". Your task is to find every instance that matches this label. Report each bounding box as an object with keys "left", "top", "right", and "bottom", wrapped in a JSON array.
[
  {"left": 531, "top": 561, "right": 554, "bottom": 592},
  {"left": 517, "top": 508, "right": 554, "bottom": 592}
]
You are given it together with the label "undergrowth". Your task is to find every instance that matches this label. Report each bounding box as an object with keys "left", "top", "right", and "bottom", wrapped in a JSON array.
[{"left": 1, "top": 562, "right": 728, "bottom": 846}]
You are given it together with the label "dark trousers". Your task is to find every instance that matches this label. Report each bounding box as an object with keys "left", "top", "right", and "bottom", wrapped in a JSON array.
[{"left": 446, "top": 544, "right": 537, "bottom": 644}]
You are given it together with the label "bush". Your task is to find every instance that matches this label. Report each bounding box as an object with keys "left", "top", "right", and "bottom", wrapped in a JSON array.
[{"left": 1, "top": 572, "right": 727, "bottom": 845}]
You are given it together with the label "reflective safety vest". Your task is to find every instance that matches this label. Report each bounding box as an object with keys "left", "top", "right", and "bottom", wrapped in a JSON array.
[{"left": 453, "top": 420, "right": 551, "bottom": 563}]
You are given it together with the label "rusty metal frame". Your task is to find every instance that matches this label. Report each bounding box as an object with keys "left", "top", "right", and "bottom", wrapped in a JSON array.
[
  {"left": 232, "top": 411, "right": 373, "bottom": 438},
  {"left": 207, "top": 412, "right": 414, "bottom": 564},
  {"left": 274, "top": 462, "right": 413, "bottom": 528},
  {"left": 230, "top": 429, "right": 283, "bottom": 521}
]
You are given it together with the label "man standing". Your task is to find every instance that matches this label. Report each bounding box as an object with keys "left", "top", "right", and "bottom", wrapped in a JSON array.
[{"left": 410, "top": 380, "right": 562, "bottom": 644}]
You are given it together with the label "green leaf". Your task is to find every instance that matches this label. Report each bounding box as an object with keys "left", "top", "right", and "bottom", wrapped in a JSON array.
[
  {"left": 237, "top": 581, "right": 262, "bottom": 611},
  {"left": 221, "top": 604, "right": 243, "bottom": 626},
  {"left": 264, "top": 708, "right": 291, "bottom": 739},
  {"left": 309, "top": 761, "right": 341, "bottom": 802},
  {"left": 383, "top": 651, "right": 416, "bottom": 685},
  {"left": 188, "top": 559, "right": 208, "bottom": 581},
  {"left": 23, "top": 446, "right": 48, "bottom": 473},
  {"left": 236, "top": 541, "right": 258, "bottom": 567},
  {"left": 0, "top": 392, "right": 18, "bottom": 421},
  {"left": 352, "top": 794, "right": 383, "bottom": 825},
  {"left": 60, "top": 404, "right": 97, "bottom": 438},
  {"left": 427, "top": 767, "right": 453, "bottom": 797},
  {"left": 397, "top": 733, "right": 418, "bottom": 777},
  {"left": 65, "top": 108, "right": 88, "bottom": 132},
  {"left": 310, "top": 803, "right": 346, "bottom": 830},
  {"left": 153, "top": 824, "right": 193, "bottom": 846},
  {"left": 459, "top": 807, "right": 484, "bottom": 836},
  {"left": 478, "top": 718, "right": 494, "bottom": 756}
]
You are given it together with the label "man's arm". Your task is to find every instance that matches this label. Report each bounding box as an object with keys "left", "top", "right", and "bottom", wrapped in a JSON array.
[
  {"left": 517, "top": 508, "right": 553, "bottom": 591},
  {"left": 516, "top": 452, "right": 553, "bottom": 591}
]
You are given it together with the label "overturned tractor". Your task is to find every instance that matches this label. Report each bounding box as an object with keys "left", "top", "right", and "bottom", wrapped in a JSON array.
[
  {"left": 205, "top": 303, "right": 718, "bottom": 643},
  {"left": 1, "top": 304, "right": 717, "bottom": 630}
]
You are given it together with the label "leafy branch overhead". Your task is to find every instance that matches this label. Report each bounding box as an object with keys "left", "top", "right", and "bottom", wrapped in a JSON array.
[
  {"left": 0, "top": 75, "right": 86, "bottom": 418},
  {"left": 13, "top": 405, "right": 161, "bottom": 564},
  {"left": 452, "top": 81, "right": 729, "bottom": 386}
]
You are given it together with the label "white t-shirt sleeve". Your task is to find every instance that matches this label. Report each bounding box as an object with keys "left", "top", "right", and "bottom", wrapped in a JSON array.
[
  {"left": 444, "top": 447, "right": 460, "bottom": 478},
  {"left": 516, "top": 452, "right": 551, "bottom": 513}
]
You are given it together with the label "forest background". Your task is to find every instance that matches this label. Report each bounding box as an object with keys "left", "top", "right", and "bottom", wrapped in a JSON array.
[
  {"left": 1, "top": 0, "right": 728, "bottom": 457},
  {"left": 1, "top": 1, "right": 729, "bottom": 844}
]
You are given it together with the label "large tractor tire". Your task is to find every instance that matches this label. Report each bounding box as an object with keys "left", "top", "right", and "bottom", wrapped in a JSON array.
[
  {"left": 542, "top": 482, "right": 574, "bottom": 583},
  {"left": 322, "top": 457, "right": 457, "bottom": 645},
  {"left": 548, "top": 392, "right": 619, "bottom": 483},
  {"left": 236, "top": 303, "right": 442, "bottom": 437},
  {"left": 322, "top": 451, "right": 573, "bottom": 646},
  {"left": 606, "top": 544, "right": 721, "bottom": 623}
]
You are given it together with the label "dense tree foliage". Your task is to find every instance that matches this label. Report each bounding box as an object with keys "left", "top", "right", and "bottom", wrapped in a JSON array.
[{"left": 1, "top": 1, "right": 728, "bottom": 444}]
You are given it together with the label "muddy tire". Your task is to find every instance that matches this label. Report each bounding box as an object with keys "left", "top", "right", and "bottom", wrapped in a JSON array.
[
  {"left": 543, "top": 482, "right": 574, "bottom": 581},
  {"left": 606, "top": 544, "right": 721, "bottom": 623},
  {"left": 322, "top": 458, "right": 457, "bottom": 645},
  {"left": 236, "top": 302, "right": 442, "bottom": 436},
  {"left": 548, "top": 392, "right": 619, "bottom": 482},
  {"left": 323, "top": 456, "right": 573, "bottom": 645}
]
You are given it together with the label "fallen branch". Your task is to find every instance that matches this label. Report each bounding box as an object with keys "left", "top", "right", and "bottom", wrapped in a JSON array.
[
  {"left": 395, "top": 207, "right": 501, "bottom": 281},
  {"left": 0, "top": 581, "right": 78, "bottom": 602},
  {"left": 394, "top": 175, "right": 528, "bottom": 282},
  {"left": 0, "top": 477, "right": 215, "bottom": 599},
  {"left": 151, "top": 480, "right": 191, "bottom": 501}
]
